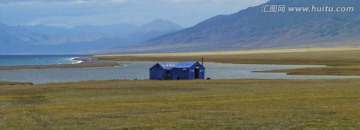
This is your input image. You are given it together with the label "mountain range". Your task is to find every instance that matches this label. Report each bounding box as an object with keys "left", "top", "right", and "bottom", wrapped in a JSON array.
[
  {"left": 1, "top": 0, "right": 359, "bottom": 54},
  {"left": 106, "top": 0, "right": 360, "bottom": 54},
  {"left": 127, "top": 19, "right": 183, "bottom": 43},
  {"left": 0, "top": 19, "right": 182, "bottom": 54}
]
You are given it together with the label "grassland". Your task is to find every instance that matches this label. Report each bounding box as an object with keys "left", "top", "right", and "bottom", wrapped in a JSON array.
[
  {"left": 0, "top": 79, "right": 359, "bottom": 129},
  {"left": 94, "top": 46, "right": 360, "bottom": 76},
  {"left": 2, "top": 46, "right": 360, "bottom": 129}
]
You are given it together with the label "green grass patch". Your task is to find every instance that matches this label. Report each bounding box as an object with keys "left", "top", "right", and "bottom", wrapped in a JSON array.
[{"left": 0, "top": 79, "right": 359, "bottom": 129}]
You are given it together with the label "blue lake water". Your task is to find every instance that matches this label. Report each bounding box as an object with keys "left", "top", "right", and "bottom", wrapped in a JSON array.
[
  {"left": 0, "top": 61, "right": 359, "bottom": 84},
  {"left": 0, "top": 55, "right": 89, "bottom": 66}
]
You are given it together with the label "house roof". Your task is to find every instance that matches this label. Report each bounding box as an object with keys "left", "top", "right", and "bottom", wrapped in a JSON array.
[
  {"left": 174, "top": 61, "right": 198, "bottom": 68},
  {"left": 157, "top": 62, "right": 177, "bottom": 69},
  {"left": 154, "top": 61, "right": 200, "bottom": 69}
]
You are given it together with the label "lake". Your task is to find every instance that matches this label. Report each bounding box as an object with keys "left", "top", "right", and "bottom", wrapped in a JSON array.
[
  {"left": 0, "top": 61, "right": 359, "bottom": 84},
  {"left": 0, "top": 55, "right": 88, "bottom": 66}
]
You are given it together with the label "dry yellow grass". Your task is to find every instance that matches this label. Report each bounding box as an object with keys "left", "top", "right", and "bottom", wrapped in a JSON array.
[{"left": 97, "top": 46, "right": 360, "bottom": 57}]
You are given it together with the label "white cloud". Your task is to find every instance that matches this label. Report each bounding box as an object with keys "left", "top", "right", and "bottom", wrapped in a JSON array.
[
  {"left": 73, "top": 0, "right": 87, "bottom": 4},
  {"left": 160, "top": 0, "right": 197, "bottom": 3},
  {"left": 111, "top": 0, "right": 126, "bottom": 3},
  {"left": 0, "top": 0, "right": 128, "bottom": 4},
  {"left": 212, "top": 0, "right": 225, "bottom": 4}
]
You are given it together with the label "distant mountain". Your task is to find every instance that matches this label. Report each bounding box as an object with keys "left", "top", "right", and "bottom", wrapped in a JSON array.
[
  {"left": 26, "top": 25, "right": 68, "bottom": 37},
  {"left": 0, "top": 23, "right": 131, "bottom": 54},
  {"left": 70, "top": 24, "right": 138, "bottom": 38},
  {"left": 25, "top": 24, "right": 137, "bottom": 45},
  {"left": 0, "top": 23, "right": 49, "bottom": 45},
  {"left": 107, "top": 0, "right": 360, "bottom": 53},
  {"left": 0, "top": 19, "right": 183, "bottom": 54},
  {"left": 0, "top": 23, "right": 50, "bottom": 54},
  {"left": 127, "top": 19, "right": 183, "bottom": 43}
]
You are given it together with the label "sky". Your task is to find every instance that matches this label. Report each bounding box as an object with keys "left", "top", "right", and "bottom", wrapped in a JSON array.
[{"left": 0, "top": 0, "right": 268, "bottom": 28}]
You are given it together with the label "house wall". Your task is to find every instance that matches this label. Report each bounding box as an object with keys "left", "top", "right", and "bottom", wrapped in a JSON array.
[
  {"left": 198, "top": 68, "right": 205, "bottom": 79},
  {"left": 195, "top": 64, "right": 205, "bottom": 79},
  {"left": 171, "top": 68, "right": 191, "bottom": 80},
  {"left": 149, "top": 64, "right": 166, "bottom": 80},
  {"left": 171, "top": 67, "right": 205, "bottom": 80},
  {"left": 149, "top": 62, "right": 205, "bottom": 80}
]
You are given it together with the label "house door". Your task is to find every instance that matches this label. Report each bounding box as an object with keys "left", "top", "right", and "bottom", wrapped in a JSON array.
[
  {"left": 195, "top": 68, "right": 200, "bottom": 79},
  {"left": 165, "top": 70, "right": 172, "bottom": 79}
]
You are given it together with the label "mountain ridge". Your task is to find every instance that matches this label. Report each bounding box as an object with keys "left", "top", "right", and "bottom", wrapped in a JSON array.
[
  {"left": 0, "top": 19, "right": 183, "bottom": 54},
  {"left": 105, "top": 0, "right": 360, "bottom": 54},
  {"left": 127, "top": 19, "right": 183, "bottom": 43}
]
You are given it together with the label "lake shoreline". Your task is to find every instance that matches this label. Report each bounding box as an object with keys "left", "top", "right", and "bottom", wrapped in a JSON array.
[
  {"left": 0, "top": 57, "right": 121, "bottom": 70},
  {"left": 94, "top": 47, "right": 360, "bottom": 76}
]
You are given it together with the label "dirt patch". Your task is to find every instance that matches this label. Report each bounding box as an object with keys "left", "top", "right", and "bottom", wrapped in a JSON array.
[{"left": 0, "top": 82, "right": 33, "bottom": 86}]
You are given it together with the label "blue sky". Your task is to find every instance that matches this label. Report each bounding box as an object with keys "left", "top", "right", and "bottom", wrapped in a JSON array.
[{"left": 0, "top": 0, "right": 268, "bottom": 27}]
